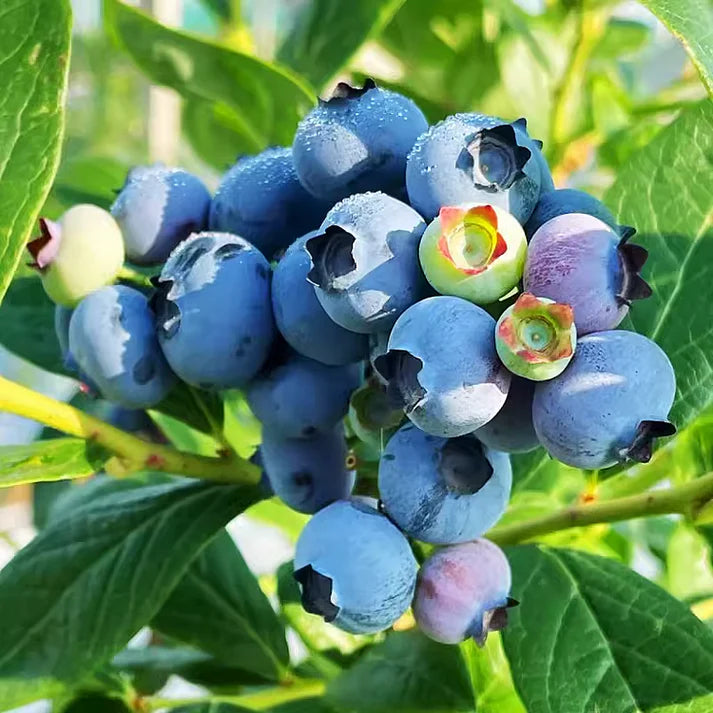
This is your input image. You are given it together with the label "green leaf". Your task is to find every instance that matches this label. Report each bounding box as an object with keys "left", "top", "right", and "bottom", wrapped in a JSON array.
[
  {"left": 638, "top": 0, "right": 713, "bottom": 95},
  {"left": 0, "top": 276, "right": 68, "bottom": 375},
  {"left": 49, "top": 154, "right": 129, "bottom": 213},
  {"left": 104, "top": 0, "right": 315, "bottom": 152},
  {"left": 0, "top": 679, "right": 64, "bottom": 712},
  {"left": 277, "top": 0, "right": 406, "bottom": 89},
  {"left": 379, "top": 0, "right": 499, "bottom": 113},
  {"left": 60, "top": 694, "right": 133, "bottom": 713},
  {"left": 247, "top": 498, "right": 309, "bottom": 542},
  {"left": 0, "top": 479, "right": 261, "bottom": 683},
  {"left": 666, "top": 522, "right": 713, "bottom": 601},
  {"left": 0, "top": 0, "right": 71, "bottom": 305},
  {"left": 149, "top": 409, "right": 221, "bottom": 456},
  {"left": 503, "top": 545, "right": 713, "bottom": 713},
  {"left": 460, "top": 636, "right": 525, "bottom": 713},
  {"left": 112, "top": 644, "right": 267, "bottom": 690},
  {"left": 182, "top": 96, "right": 253, "bottom": 170},
  {"left": 604, "top": 101, "right": 713, "bottom": 429},
  {"left": 327, "top": 630, "right": 474, "bottom": 713},
  {"left": 0, "top": 438, "right": 108, "bottom": 488},
  {"left": 155, "top": 383, "right": 225, "bottom": 437},
  {"left": 153, "top": 529, "right": 289, "bottom": 681}
]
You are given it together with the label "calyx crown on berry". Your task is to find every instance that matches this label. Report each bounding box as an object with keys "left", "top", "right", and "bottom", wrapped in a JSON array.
[
  {"left": 616, "top": 227, "right": 653, "bottom": 306},
  {"left": 27, "top": 218, "right": 61, "bottom": 271},
  {"left": 320, "top": 77, "right": 377, "bottom": 105}
]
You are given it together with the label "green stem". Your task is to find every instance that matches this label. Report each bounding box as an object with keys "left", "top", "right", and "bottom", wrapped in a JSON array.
[
  {"left": 117, "top": 265, "right": 155, "bottom": 289},
  {"left": 143, "top": 678, "right": 326, "bottom": 711},
  {"left": 488, "top": 471, "right": 713, "bottom": 546},
  {"left": 547, "top": 4, "right": 605, "bottom": 167},
  {"left": 188, "top": 386, "right": 232, "bottom": 451},
  {"left": 0, "top": 376, "right": 259, "bottom": 485}
]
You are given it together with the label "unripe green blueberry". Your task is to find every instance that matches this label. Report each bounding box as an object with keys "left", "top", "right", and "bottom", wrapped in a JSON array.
[
  {"left": 419, "top": 204, "right": 526, "bottom": 305},
  {"left": 27, "top": 205, "right": 125, "bottom": 307},
  {"left": 495, "top": 293, "right": 576, "bottom": 381}
]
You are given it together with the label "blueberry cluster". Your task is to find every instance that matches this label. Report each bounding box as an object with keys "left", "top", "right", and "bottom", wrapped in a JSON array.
[{"left": 32, "top": 79, "right": 677, "bottom": 648}]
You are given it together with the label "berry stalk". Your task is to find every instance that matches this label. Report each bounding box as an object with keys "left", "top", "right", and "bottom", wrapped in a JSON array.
[
  {"left": 488, "top": 470, "right": 713, "bottom": 546},
  {"left": 0, "top": 376, "right": 260, "bottom": 484}
]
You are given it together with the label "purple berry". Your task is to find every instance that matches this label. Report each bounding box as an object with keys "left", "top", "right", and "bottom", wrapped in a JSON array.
[
  {"left": 524, "top": 213, "right": 651, "bottom": 335},
  {"left": 414, "top": 539, "right": 514, "bottom": 645}
]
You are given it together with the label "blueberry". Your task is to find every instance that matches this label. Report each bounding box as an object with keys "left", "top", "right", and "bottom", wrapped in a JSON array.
[
  {"left": 495, "top": 293, "right": 577, "bottom": 381},
  {"left": 54, "top": 305, "right": 73, "bottom": 368},
  {"left": 406, "top": 114, "right": 542, "bottom": 223},
  {"left": 413, "top": 539, "right": 514, "bottom": 645},
  {"left": 524, "top": 213, "right": 652, "bottom": 335},
  {"left": 378, "top": 424, "right": 512, "bottom": 544},
  {"left": 293, "top": 78, "right": 428, "bottom": 203},
  {"left": 272, "top": 233, "right": 369, "bottom": 365},
  {"left": 246, "top": 351, "right": 362, "bottom": 438},
  {"left": 259, "top": 428, "right": 355, "bottom": 513},
  {"left": 153, "top": 232, "right": 275, "bottom": 389},
  {"left": 209, "top": 147, "right": 330, "bottom": 259},
  {"left": 524, "top": 188, "right": 618, "bottom": 241},
  {"left": 111, "top": 165, "right": 211, "bottom": 265},
  {"left": 374, "top": 296, "right": 510, "bottom": 437},
  {"left": 474, "top": 376, "right": 539, "bottom": 454},
  {"left": 293, "top": 499, "right": 418, "bottom": 634},
  {"left": 68, "top": 285, "right": 176, "bottom": 409},
  {"left": 27, "top": 205, "right": 125, "bottom": 307},
  {"left": 533, "top": 330, "right": 677, "bottom": 469},
  {"left": 419, "top": 203, "right": 527, "bottom": 305},
  {"left": 306, "top": 192, "right": 427, "bottom": 334}
]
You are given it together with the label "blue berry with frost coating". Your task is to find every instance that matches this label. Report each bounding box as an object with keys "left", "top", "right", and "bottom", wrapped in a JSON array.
[
  {"left": 524, "top": 188, "right": 619, "bottom": 241},
  {"left": 259, "top": 428, "right": 355, "bottom": 513},
  {"left": 54, "top": 305, "right": 74, "bottom": 369},
  {"left": 293, "top": 78, "right": 428, "bottom": 203},
  {"left": 68, "top": 285, "right": 176, "bottom": 409},
  {"left": 378, "top": 424, "right": 512, "bottom": 544},
  {"left": 209, "top": 147, "right": 330, "bottom": 259},
  {"left": 533, "top": 330, "right": 677, "bottom": 469},
  {"left": 111, "top": 165, "right": 211, "bottom": 265},
  {"left": 306, "top": 192, "right": 427, "bottom": 334},
  {"left": 524, "top": 213, "right": 651, "bottom": 335},
  {"left": 153, "top": 232, "right": 275, "bottom": 390},
  {"left": 374, "top": 296, "right": 510, "bottom": 437},
  {"left": 272, "top": 233, "right": 369, "bottom": 365},
  {"left": 293, "top": 499, "right": 418, "bottom": 634},
  {"left": 406, "top": 114, "right": 542, "bottom": 223},
  {"left": 246, "top": 350, "right": 361, "bottom": 439},
  {"left": 414, "top": 539, "right": 514, "bottom": 645},
  {"left": 474, "top": 376, "right": 540, "bottom": 453}
]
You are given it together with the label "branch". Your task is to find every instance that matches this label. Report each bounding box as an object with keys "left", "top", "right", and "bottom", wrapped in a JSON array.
[
  {"left": 0, "top": 376, "right": 260, "bottom": 485},
  {"left": 488, "top": 471, "right": 713, "bottom": 546}
]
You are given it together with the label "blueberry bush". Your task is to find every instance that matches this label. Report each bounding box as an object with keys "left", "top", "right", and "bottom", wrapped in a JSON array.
[{"left": 0, "top": 1, "right": 713, "bottom": 712}]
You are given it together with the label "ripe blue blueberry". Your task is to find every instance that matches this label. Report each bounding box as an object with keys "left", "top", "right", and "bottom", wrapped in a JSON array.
[
  {"left": 68, "top": 285, "right": 176, "bottom": 409},
  {"left": 413, "top": 539, "right": 515, "bottom": 645},
  {"left": 524, "top": 188, "right": 619, "bottom": 241},
  {"left": 374, "top": 296, "right": 510, "bottom": 437},
  {"left": 54, "top": 305, "right": 74, "bottom": 370},
  {"left": 378, "top": 424, "right": 512, "bottom": 544},
  {"left": 292, "top": 78, "right": 428, "bottom": 203},
  {"left": 406, "top": 114, "right": 542, "bottom": 223},
  {"left": 293, "top": 499, "right": 418, "bottom": 634},
  {"left": 524, "top": 213, "right": 651, "bottom": 335},
  {"left": 259, "top": 428, "right": 355, "bottom": 514},
  {"left": 246, "top": 350, "right": 362, "bottom": 439},
  {"left": 209, "top": 147, "right": 330, "bottom": 259},
  {"left": 306, "top": 192, "right": 427, "bottom": 333},
  {"left": 474, "top": 376, "right": 539, "bottom": 453},
  {"left": 272, "top": 233, "right": 369, "bottom": 365},
  {"left": 111, "top": 165, "right": 211, "bottom": 265},
  {"left": 153, "top": 232, "right": 275, "bottom": 389},
  {"left": 533, "top": 330, "right": 677, "bottom": 469}
]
